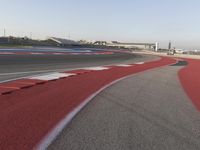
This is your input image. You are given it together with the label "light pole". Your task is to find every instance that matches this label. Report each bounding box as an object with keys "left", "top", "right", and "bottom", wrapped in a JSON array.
[
  {"left": 168, "top": 41, "right": 171, "bottom": 50},
  {"left": 155, "top": 42, "right": 159, "bottom": 51},
  {"left": 3, "top": 28, "right": 6, "bottom": 37}
]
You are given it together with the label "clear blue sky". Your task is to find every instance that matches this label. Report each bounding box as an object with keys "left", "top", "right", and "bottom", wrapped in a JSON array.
[{"left": 0, "top": 0, "right": 200, "bottom": 49}]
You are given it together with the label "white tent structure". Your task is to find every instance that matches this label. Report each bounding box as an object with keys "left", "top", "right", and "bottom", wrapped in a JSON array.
[{"left": 48, "top": 37, "right": 79, "bottom": 46}]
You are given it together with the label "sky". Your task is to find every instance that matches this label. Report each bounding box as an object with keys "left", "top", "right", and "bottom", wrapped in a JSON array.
[{"left": 0, "top": 0, "right": 200, "bottom": 49}]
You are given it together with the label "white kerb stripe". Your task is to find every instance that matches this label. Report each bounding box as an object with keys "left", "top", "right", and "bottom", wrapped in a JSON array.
[
  {"left": 134, "top": 62, "right": 144, "bottom": 64},
  {"left": 29, "top": 73, "right": 75, "bottom": 81},
  {"left": 115, "top": 64, "right": 132, "bottom": 67},
  {"left": 84, "top": 67, "right": 109, "bottom": 71}
]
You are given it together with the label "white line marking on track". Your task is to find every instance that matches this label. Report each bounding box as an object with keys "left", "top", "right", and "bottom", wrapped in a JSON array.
[
  {"left": 134, "top": 62, "right": 144, "bottom": 64},
  {"left": 29, "top": 73, "right": 75, "bottom": 81},
  {"left": 84, "top": 66, "right": 109, "bottom": 71},
  {"left": 115, "top": 64, "right": 132, "bottom": 67},
  {"left": 0, "top": 70, "right": 60, "bottom": 76},
  {"left": 0, "top": 68, "right": 82, "bottom": 76}
]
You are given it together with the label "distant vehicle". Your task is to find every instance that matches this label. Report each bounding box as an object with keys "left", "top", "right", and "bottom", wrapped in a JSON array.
[
  {"left": 167, "top": 49, "right": 175, "bottom": 55},
  {"left": 175, "top": 49, "right": 185, "bottom": 54}
]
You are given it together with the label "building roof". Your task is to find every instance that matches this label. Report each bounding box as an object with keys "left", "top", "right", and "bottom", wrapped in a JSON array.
[{"left": 49, "top": 37, "right": 79, "bottom": 45}]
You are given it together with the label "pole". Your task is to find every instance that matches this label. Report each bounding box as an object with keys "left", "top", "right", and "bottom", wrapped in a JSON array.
[
  {"left": 155, "top": 42, "right": 158, "bottom": 51},
  {"left": 3, "top": 28, "right": 6, "bottom": 37},
  {"left": 168, "top": 41, "right": 171, "bottom": 50}
]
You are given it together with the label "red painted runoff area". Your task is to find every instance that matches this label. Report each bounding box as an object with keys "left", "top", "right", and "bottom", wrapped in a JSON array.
[
  {"left": 0, "top": 79, "right": 46, "bottom": 95},
  {"left": 0, "top": 57, "right": 175, "bottom": 150},
  {"left": 179, "top": 59, "right": 200, "bottom": 111}
]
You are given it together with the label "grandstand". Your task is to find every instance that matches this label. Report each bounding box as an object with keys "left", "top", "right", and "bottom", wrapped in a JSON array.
[{"left": 48, "top": 37, "right": 80, "bottom": 46}]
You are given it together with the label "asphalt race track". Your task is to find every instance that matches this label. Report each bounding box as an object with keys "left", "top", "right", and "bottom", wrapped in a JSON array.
[
  {"left": 1, "top": 48, "right": 200, "bottom": 150},
  {"left": 49, "top": 59, "right": 200, "bottom": 150},
  {"left": 0, "top": 51, "right": 148, "bottom": 82},
  {"left": 0, "top": 56, "right": 175, "bottom": 150}
]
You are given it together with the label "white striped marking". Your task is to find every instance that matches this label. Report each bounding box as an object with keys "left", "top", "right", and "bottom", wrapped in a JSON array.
[
  {"left": 29, "top": 73, "right": 75, "bottom": 81},
  {"left": 84, "top": 66, "right": 109, "bottom": 71},
  {"left": 134, "top": 62, "right": 144, "bottom": 65},
  {"left": 115, "top": 64, "right": 132, "bottom": 67}
]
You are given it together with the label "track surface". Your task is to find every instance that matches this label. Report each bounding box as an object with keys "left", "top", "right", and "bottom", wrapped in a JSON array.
[
  {"left": 0, "top": 52, "right": 145, "bottom": 82},
  {"left": 49, "top": 63, "right": 200, "bottom": 150},
  {"left": 2, "top": 49, "right": 200, "bottom": 150},
  {"left": 0, "top": 57, "right": 175, "bottom": 150}
]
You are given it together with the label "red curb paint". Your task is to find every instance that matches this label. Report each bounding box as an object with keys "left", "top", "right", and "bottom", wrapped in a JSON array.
[
  {"left": 15, "top": 79, "right": 47, "bottom": 85},
  {"left": 0, "top": 79, "right": 46, "bottom": 95},
  {"left": 0, "top": 82, "right": 33, "bottom": 89},
  {"left": 179, "top": 59, "right": 200, "bottom": 111},
  {"left": 0, "top": 87, "right": 16, "bottom": 95},
  {"left": 0, "top": 57, "right": 176, "bottom": 150}
]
